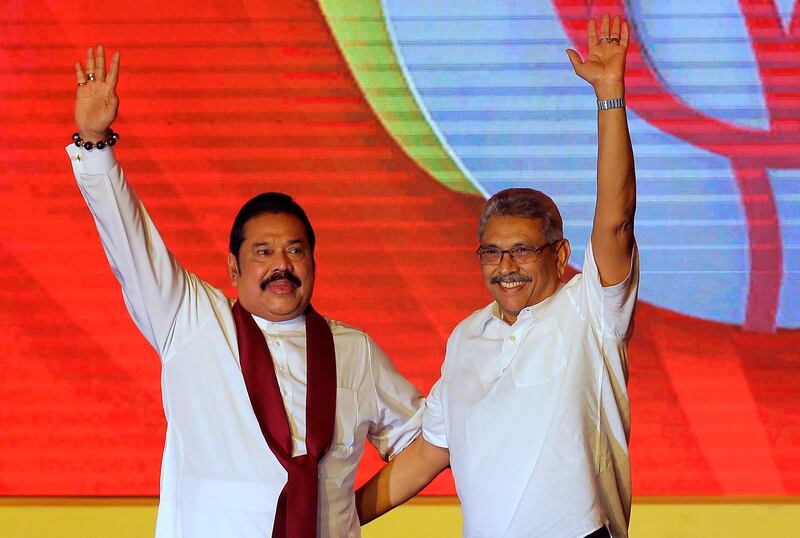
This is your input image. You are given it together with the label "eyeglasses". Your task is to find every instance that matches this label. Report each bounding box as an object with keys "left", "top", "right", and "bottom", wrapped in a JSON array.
[{"left": 476, "top": 240, "right": 560, "bottom": 266}]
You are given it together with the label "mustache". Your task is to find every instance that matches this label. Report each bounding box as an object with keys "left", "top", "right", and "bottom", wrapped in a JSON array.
[
  {"left": 490, "top": 273, "right": 532, "bottom": 285},
  {"left": 260, "top": 271, "right": 302, "bottom": 291}
]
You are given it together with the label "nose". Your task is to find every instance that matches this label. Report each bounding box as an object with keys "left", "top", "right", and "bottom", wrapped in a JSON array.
[
  {"left": 497, "top": 250, "right": 519, "bottom": 274},
  {"left": 272, "top": 250, "right": 294, "bottom": 272}
]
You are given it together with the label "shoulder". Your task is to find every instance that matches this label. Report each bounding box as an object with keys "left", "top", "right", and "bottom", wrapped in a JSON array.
[
  {"left": 173, "top": 270, "right": 230, "bottom": 319},
  {"left": 328, "top": 318, "right": 368, "bottom": 338},
  {"left": 324, "top": 319, "right": 402, "bottom": 387},
  {"left": 561, "top": 272, "right": 586, "bottom": 302},
  {"left": 443, "top": 303, "right": 494, "bottom": 351},
  {"left": 185, "top": 273, "right": 233, "bottom": 315},
  {"left": 454, "top": 303, "right": 494, "bottom": 336},
  {"left": 326, "top": 318, "right": 378, "bottom": 351}
]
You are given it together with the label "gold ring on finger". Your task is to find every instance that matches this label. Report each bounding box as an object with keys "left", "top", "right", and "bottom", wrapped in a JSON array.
[
  {"left": 78, "top": 81, "right": 86, "bottom": 86},
  {"left": 599, "top": 37, "right": 610, "bottom": 43},
  {"left": 609, "top": 37, "right": 620, "bottom": 44}
]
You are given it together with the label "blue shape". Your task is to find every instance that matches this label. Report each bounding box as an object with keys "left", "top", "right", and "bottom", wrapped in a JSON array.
[
  {"left": 628, "top": 0, "right": 769, "bottom": 130},
  {"left": 383, "top": 0, "right": 798, "bottom": 328}
]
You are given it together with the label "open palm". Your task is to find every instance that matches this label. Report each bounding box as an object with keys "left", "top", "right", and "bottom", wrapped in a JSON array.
[
  {"left": 566, "top": 14, "right": 628, "bottom": 98},
  {"left": 74, "top": 45, "right": 120, "bottom": 140}
]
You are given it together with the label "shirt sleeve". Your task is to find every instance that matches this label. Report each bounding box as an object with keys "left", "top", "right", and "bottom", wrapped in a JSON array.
[
  {"left": 422, "top": 377, "right": 448, "bottom": 448},
  {"left": 423, "top": 326, "right": 461, "bottom": 449},
  {"left": 365, "top": 337, "right": 425, "bottom": 461},
  {"left": 67, "top": 144, "right": 188, "bottom": 359},
  {"left": 581, "top": 239, "right": 640, "bottom": 341}
]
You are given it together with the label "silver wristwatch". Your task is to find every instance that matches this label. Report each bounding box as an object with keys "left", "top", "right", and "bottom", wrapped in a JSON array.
[{"left": 596, "top": 97, "right": 625, "bottom": 110}]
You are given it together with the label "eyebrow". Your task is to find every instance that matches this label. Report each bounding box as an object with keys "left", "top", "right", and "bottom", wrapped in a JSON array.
[
  {"left": 480, "top": 242, "right": 530, "bottom": 248},
  {"left": 251, "top": 239, "right": 305, "bottom": 248}
]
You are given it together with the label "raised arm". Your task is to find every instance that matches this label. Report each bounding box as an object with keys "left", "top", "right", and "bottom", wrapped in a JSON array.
[
  {"left": 567, "top": 14, "right": 636, "bottom": 286},
  {"left": 71, "top": 46, "right": 187, "bottom": 357},
  {"left": 356, "top": 435, "right": 449, "bottom": 525}
]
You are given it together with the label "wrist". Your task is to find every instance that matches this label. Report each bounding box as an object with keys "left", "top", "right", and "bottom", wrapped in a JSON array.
[
  {"left": 592, "top": 81, "right": 625, "bottom": 101},
  {"left": 597, "top": 97, "right": 625, "bottom": 111},
  {"left": 78, "top": 128, "right": 111, "bottom": 143},
  {"left": 72, "top": 130, "right": 120, "bottom": 151}
]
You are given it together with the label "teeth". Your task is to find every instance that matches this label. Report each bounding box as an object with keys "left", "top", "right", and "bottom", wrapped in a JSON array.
[{"left": 499, "top": 281, "right": 525, "bottom": 289}]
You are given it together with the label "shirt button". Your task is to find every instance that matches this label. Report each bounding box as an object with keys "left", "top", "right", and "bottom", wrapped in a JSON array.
[
  {"left": 509, "top": 335, "right": 516, "bottom": 342},
  {"left": 282, "top": 389, "right": 289, "bottom": 396},
  {"left": 275, "top": 340, "right": 282, "bottom": 346}
]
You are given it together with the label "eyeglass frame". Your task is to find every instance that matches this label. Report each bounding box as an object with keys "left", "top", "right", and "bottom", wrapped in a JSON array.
[{"left": 475, "top": 239, "right": 561, "bottom": 266}]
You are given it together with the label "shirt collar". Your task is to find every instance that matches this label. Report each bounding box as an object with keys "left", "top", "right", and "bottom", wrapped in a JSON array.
[
  {"left": 479, "top": 283, "right": 565, "bottom": 334},
  {"left": 251, "top": 313, "right": 306, "bottom": 333}
]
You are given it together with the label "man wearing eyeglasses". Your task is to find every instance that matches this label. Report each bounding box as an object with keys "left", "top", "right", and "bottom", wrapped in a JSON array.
[{"left": 357, "top": 14, "right": 637, "bottom": 538}]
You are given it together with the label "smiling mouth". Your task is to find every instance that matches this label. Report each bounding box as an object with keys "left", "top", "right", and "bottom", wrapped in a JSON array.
[
  {"left": 499, "top": 281, "right": 526, "bottom": 290},
  {"left": 491, "top": 273, "right": 532, "bottom": 291}
]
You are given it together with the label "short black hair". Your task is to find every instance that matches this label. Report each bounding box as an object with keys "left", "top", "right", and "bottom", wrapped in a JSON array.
[{"left": 229, "top": 192, "right": 316, "bottom": 261}]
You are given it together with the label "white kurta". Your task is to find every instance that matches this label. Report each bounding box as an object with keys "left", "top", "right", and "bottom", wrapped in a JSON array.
[
  {"left": 424, "top": 241, "right": 639, "bottom": 538},
  {"left": 67, "top": 145, "right": 424, "bottom": 538}
]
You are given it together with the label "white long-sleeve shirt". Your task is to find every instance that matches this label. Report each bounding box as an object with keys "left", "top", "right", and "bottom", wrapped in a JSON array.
[
  {"left": 67, "top": 145, "right": 424, "bottom": 538},
  {"left": 424, "top": 241, "right": 638, "bottom": 538}
]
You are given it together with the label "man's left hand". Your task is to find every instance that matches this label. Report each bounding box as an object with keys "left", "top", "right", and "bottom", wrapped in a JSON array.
[{"left": 566, "top": 13, "right": 628, "bottom": 100}]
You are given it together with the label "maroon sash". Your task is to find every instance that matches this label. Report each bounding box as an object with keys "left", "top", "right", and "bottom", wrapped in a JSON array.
[{"left": 232, "top": 301, "right": 337, "bottom": 538}]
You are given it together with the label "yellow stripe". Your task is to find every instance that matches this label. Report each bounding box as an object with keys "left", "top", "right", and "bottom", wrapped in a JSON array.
[
  {"left": 2, "top": 497, "right": 799, "bottom": 537},
  {"left": 317, "top": 0, "right": 480, "bottom": 196}
]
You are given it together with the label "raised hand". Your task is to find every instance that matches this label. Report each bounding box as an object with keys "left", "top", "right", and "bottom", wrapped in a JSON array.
[
  {"left": 566, "top": 14, "right": 628, "bottom": 100},
  {"left": 74, "top": 45, "right": 120, "bottom": 142}
]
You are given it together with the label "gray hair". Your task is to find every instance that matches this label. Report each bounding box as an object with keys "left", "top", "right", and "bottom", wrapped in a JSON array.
[{"left": 478, "top": 188, "right": 563, "bottom": 242}]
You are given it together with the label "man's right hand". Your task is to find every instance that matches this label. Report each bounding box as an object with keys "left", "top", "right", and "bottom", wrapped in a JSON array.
[{"left": 74, "top": 45, "right": 120, "bottom": 143}]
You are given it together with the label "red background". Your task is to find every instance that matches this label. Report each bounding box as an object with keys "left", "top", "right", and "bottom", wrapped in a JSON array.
[{"left": 1, "top": 0, "right": 798, "bottom": 496}]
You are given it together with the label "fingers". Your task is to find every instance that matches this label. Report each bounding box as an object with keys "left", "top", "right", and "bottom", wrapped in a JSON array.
[
  {"left": 106, "top": 51, "right": 120, "bottom": 89},
  {"left": 575, "top": 13, "right": 628, "bottom": 88},
  {"left": 86, "top": 47, "right": 96, "bottom": 79},
  {"left": 566, "top": 48, "right": 588, "bottom": 80},
  {"left": 590, "top": 13, "right": 627, "bottom": 47},
  {"left": 96, "top": 44, "right": 106, "bottom": 82},
  {"left": 620, "top": 21, "right": 630, "bottom": 48},
  {"left": 565, "top": 49, "right": 583, "bottom": 72},
  {"left": 77, "top": 45, "right": 119, "bottom": 87},
  {"left": 599, "top": 13, "right": 610, "bottom": 40},
  {"left": 610, "top": 15, "right": 621, "bottom": 41},
  {"left": 75, "top": 61, "right": 86, "bottom": 86}
]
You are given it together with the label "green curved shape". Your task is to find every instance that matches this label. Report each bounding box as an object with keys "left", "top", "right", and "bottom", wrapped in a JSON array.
[{"left": 319, "top": 0, "right": 480, "bottom": 196}]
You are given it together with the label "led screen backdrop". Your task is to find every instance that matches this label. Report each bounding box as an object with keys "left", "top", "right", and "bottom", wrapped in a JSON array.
[{"left": 0, "top": 0, "right": 798, "bottom": 496}]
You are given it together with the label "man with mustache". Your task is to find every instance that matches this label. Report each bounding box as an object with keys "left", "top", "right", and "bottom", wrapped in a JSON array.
[
  {"left": 67, "top": 46, "right": 424, "bottom": 538},
  {"left": 357, "top": 14, "right": 638, "bottom": 538}
]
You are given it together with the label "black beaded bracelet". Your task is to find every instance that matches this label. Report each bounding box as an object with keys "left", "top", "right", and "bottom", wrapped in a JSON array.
[{"left": 72, "top": 131, "right": 119, "bottom": 151}]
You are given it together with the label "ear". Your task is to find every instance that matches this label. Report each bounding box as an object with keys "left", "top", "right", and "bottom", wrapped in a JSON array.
[
  {"left": 227, "top": 252, "right": 240, "bottom": 286},
  {"left": 555, "top": 239, "right": 571, "bottom": 279}
]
